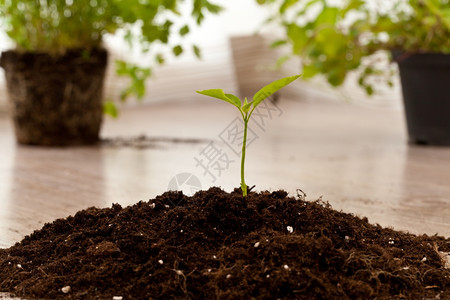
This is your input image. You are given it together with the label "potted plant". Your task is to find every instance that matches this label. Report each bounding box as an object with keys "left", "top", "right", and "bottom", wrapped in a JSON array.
[
  {"left": 256, "top": 0, "right": 450, "bottom": 145},
  {"left": 0, "top": 0, "right": 221, "bottom": 146}
]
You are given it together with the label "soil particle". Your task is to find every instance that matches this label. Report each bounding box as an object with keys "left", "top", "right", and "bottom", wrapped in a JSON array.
[
  {"left": 0, "top": 187, "right": 449, "bottom": 299},
  {"left": 86, "top": 241, "right": 121, "bottom": 257}
]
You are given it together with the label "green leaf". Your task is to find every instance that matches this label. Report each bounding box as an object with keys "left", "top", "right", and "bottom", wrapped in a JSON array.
[
  {"left": 196, "top": 89, "right": 241, "bottom": 108},
  {"left": 133, "top": 79, "right": 146, "bottom": 99},
  {"left": 316, "top": 28, "right": 343, "bottom": 57},
  {"left": 365, "top": 85, "right": 374, "bottom": 95},
  {"left": 124, "top": 30, "right": 134, "bottom": 48},
  {"left": 193, "top": 45, "right": 201, "bottom": 59},
  {"left": 179, "top": 25, "right": 190, "bottom": 36},
  {"left": 172, "top": 45, "right": 183, "bottom": 56},
  {"left": 280, "top": 0, "right": 298, "bottom": 14},
  {"left": 156, "top": 54, "right": 165, "bottom": 65},
  {"left": 423, "top": 0, "right": 441, "bottom": 16},
  {"left": 103, "top": 101, "right": 118, "bottom": 118},
  {"left": 327, "top": 70, "right": 346, "bottom": 86},
  {"left": 120, "top": 87, "right": 134, "bottom": 102},
  {"left": 115, "top": 60, "right": 130, "bottom": 76},
  {"left": 276, "top": 54, "right": 291, "bottom": 69},
  {"left": 315, "top": 6, "right": 339, "bottom": 26},
  {"left": 242, "top": 97, "right": 252, "bottom": 113},
  {"left": 270, "top": 39, "right": 287, "bottom": 48},
  {"left": 302, "top": 64, "right": 319, "bottom": 78},
  {"left": 287, "top": 24, "right": 308, "bottom": 55},
  {"left": 205, "top": 1, "right": 223, "bottom": 14},
  {"left": 253, "top": 75, "right": 301, "bottom": 108},
  {"left": 115, "top": 61, "right": 152, "bottom": 101},
  {"left": 225, "top": 93, "right": 242, "bottom": 107}
]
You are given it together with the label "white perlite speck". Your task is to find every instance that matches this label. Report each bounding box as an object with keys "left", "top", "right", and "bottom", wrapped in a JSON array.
[
  {"left": 61, "top": 286, "right": 71, "bottom": 294},
  {"left": 287, "top": 226, "right": 293, "bottom": 233},
  {"left": 445, "top": 254, "right": 450, "bottom": 269},
  {"left": 283, "top": 264, "right": 289, "bottom": 269},
  {"left": 112, "top": 296, "right": 123, "bottom": 300},
  {"left": 150, "top": 203, "right": 156, "bottom": 209},
  {"left": 439, "top": 252, "right": 450, "bottom": 269},
  {"left": 158, "top": 260, "right": 164, "bottom": 264},
  {"left": 254, "top": 242, "right": 260, "bottom": 248}
]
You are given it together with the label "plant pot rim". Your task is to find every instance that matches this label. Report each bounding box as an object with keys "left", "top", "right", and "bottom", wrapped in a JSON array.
[
  {"left": 0, "top": 47, "right": 108, "bottom": 66},
  {"left": 391, "top": 50, "right": 450, "bottom": 65},
  {"left": 1, "top": 46, "right": 107, "bottom": 55}
]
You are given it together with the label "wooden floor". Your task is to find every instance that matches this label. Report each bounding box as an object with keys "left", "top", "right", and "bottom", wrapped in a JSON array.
[{"left": 1, "top": 96, "right": 450, "bottom": 248}]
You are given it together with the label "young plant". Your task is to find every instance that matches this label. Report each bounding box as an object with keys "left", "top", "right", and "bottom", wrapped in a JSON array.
[{"left": 197, "top": 74, "right": 300, "bottom": 197}]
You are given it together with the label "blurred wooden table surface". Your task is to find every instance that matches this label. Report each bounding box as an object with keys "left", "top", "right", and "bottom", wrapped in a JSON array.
[{"left": 1, "top": 97, "right": 449, "bottom": 248}]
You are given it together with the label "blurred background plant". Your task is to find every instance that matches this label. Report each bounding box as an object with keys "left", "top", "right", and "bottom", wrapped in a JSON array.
[
  {"left": 0, "top": 0, "right": 222, "bottom": 116},
  {"left": 256, "top": 0, "right": 450, "bottom": 95}
]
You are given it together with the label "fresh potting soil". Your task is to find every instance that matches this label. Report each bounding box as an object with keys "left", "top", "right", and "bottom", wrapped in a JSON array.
[{"left": 0, "top": 187, "right": 449, "bottom": 299}]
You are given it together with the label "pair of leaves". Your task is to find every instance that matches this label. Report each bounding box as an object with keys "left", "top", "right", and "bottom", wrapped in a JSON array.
[
  {"left": 197, "top": 74, "right": 300, "bottom": 198},
  {"left": 197, "top": 75, "right": 300, "bottom": 114}
]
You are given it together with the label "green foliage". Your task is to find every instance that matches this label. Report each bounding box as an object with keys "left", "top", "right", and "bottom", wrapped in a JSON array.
[
  {"left": 103, "top": 100, "right": 119, "bottom": 118},
  {"left": 115, "top": 60, "right": 152, "bottom": 101},
  {"left": 0, "top": 0, "right": 222, "bottom": 106},
  {"left": 172, "top": 45, "right": 184, "bottom": 56},
  {"left": 193, "top": 45, "right": 202, "bottom": 59},
  {"left": 0, "top": 0, "right": 222, "bottom": 54},
  {"left": 257, "top": 0, "right": 450, "bottom": 94},
  {"left": 197, "top": 74, "right": 301, "bottom": 197}
]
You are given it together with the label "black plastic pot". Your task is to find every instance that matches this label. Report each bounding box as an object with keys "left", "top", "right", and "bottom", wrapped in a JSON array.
[
  {"left": 0, "top": 48, "right": 107, "bottom": 146},
  {"left": 394, "top": 52, "right": 450, "bottom": 145}
]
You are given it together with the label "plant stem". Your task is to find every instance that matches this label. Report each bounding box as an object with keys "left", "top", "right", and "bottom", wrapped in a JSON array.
[{"left": 241, "top": 118, "right": 248, "bottom": 197}]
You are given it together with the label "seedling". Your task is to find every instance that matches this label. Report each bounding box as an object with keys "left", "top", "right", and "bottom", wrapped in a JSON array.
[{"left": 197, "top": 75, "right": 301, "bottom": 197}]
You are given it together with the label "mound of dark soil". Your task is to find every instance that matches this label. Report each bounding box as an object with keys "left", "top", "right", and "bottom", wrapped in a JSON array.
[{"left": 1, "top": 188, "right": 449, "bottom": 299}]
